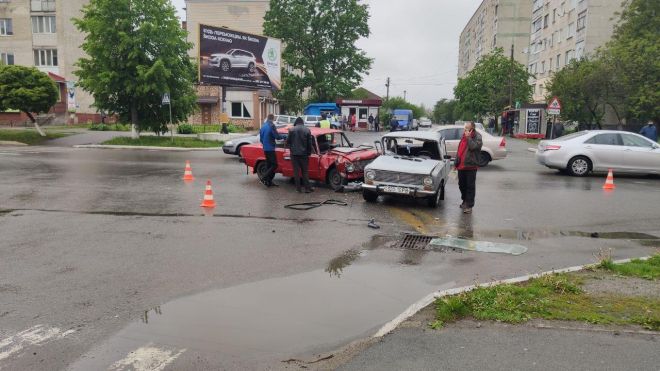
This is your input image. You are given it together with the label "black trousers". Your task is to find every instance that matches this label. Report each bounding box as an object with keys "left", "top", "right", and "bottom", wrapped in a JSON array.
[
  {"left": 292, "top": 155, "right": 311, "bottom": 190},
  {"left": 264, "top": 151, "right": 278, "bottom": 183},
  {"left": 458, "top": 169, "right": 477, "bottom": 207}
]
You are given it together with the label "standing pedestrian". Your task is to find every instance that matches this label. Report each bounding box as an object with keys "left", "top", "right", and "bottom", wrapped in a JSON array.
[
  {"left": 374, "top": 115, "right": 380, "bottom": 132},
  {"left": 350, "top": 114, "right": 357, "bottom": 132},
  {"left": 341, "top": 115, "right": 347, "bottom": 131},
  {"left": 455, "top": 122, "right": 483, "bottom": 214},
  {"left": 553, "top": 121, "right": 564, "bottom": 138},
  {"left": 639, "top": 120, "right": 658, "bottom": 142},
  {"left": 259, "top": 113, "right": 284, "bottom": 187},
  {"left": 368, "top": 114, "right": 374, "bottom": 131},
  {"left": 287, "top": 117, "right": 315, "bottom": 193},
  {"left": 319, "top": 114, "right": 331, "bottom": 129}
]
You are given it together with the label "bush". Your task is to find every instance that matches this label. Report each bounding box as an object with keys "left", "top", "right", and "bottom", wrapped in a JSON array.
[
  {"left": 89, "top": 123, "right": 109, "bottom": 131},
  {"left": 177, "top": 124, "right": 194, "bottom": 134}
]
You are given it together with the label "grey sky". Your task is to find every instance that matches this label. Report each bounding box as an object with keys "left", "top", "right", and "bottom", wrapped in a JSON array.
[{"left": 170, "top": 0, "right": 481, "bottom": 109}]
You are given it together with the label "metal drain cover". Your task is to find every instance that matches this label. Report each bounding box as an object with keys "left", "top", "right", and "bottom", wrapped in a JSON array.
[{"left": 397, "top": 234, "right": 434, "bottom": 250}]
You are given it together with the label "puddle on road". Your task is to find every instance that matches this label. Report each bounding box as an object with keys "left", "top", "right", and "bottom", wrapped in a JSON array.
[{"left": 69, "top": 250, "right": 454, "bottom": 370}]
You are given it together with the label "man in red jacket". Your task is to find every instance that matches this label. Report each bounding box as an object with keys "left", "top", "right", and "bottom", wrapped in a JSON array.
[{"left": 455, "top": 122, "right": 483, "bottom": 214}]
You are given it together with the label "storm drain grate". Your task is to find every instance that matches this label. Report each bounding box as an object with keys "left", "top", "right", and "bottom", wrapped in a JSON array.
[{"left": 397, "top": 234, "right": 435, "bottom": 250}]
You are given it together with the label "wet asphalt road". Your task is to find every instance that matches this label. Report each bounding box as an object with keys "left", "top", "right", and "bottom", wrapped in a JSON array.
[{"left": 0, "top": 128, "right": 659, "bottom": 370}]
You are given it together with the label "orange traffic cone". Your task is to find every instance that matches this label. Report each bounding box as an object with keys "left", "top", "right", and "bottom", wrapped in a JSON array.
[
  {"left": 182, "top": 161, "right": 194, "bottom": 181},
  {"left": 200, "top": 180, "right": 217, "bottom": 208},
  {"left": 602, "top": 169, "right": 616, "bottom": 190}
]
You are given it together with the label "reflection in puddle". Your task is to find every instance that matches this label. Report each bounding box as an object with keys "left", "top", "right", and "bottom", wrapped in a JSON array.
[
  {"left": 141, "top": 306, "right": 162, "bottom": 324},
  {"left": 325, "top": 249, "right": 363, "bottom": 278}
]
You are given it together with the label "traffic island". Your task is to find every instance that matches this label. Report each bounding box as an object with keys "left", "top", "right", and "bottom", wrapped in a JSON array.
[
  {"left": 0, "top": 129, "right": 69, "bottom": 145},
  {"left": 82, "top": 136, "right": 224, "bottom": 150}
]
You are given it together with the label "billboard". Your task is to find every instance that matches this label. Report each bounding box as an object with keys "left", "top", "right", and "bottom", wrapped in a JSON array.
[{"left": 199, "top": 24, "right": 282, "bottom": 90}]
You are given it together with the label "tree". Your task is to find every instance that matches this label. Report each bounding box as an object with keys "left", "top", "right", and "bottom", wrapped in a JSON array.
[
  {"left": 74, "top": 0, "right": 197, "bottom": 137},
  {"left": 454, "top": 48, "right": 532, "bottom": 119},
  {"left": 432, "top": 99, "right": 457, "bottom": 124},
  {"left": 378, "top": 97, "right": 423, "bottom": 126},
  {"left": 602, "top": 0, "right": 660, "bottom": 122},
  {"left": 264, "top": 0, "right": 372, "bottom": 104},
  {"left": 0, "top": 65, "right": 59, "bottom": 136}
]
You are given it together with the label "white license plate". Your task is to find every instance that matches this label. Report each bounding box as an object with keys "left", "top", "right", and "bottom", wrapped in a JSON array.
[{"left": 383, "top": 186, "right": 411, "bottom": 195}]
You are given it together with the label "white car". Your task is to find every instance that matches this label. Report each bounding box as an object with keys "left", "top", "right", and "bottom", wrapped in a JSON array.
[
  {"left": 303, "top": 115, "right": 322, "bottom": 127},
  {"left": 536, "top": 130, "right": 660, "bottom": 176},
  {"left": 275, "top": 115, "right": 297, "bottom": 125},
  {"left": 419, "top": 118, "right": 433, "bottom": 128},
  {"left": 436, "top": 126, "right": 507, "bottom": 166},
  {"left": 209, "top": 49, "right": 257, "bottom": 73}
]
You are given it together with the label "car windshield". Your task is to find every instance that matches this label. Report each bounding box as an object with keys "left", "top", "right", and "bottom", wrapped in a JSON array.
[
  {"left": 394, "top": 115, "right": 409, "bottom": 121},
  {"left": 383, "top": 137, "right": 440, "bottom": 160}
]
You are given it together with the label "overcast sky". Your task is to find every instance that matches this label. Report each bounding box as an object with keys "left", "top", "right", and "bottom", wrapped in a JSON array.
[{"left": 170, "top": 0, "right": 481, "bottom": 109}]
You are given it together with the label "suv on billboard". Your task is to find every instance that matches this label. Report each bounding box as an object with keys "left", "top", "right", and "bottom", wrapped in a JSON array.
[{"left": 210, "top": 49, "right": 257, "bottom": 73}]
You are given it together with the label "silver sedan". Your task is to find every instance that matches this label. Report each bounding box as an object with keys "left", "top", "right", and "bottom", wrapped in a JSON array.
[{"left": 536, "top": 130, "right": 660, "bottom": 176}]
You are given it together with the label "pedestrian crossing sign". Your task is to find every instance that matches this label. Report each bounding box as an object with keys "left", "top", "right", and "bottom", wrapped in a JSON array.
[{"left": 547, "top": 97, "right": 561, "bottom": 115}]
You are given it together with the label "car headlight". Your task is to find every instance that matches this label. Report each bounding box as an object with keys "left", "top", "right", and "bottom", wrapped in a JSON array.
[
  {"left": 345, "top": 162, "right": 355, "bottom": 173},
  {"left": 225, "top": 140, "right": 234, "bottom": 146},
  {"left": 366, "top": 170, "right": 376, "bottom": 181},
  {"left": 423, "top": 177, "right": 433, "bottom": 186}
]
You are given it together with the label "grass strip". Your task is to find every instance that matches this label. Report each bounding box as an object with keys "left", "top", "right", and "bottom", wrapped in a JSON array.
[
  {"left": 0, "top": 129, "right": 68, "bottom": 145},
  {"left": 597, "top": 255, "right": 660, "bottom": 280},
  {"left": 102, "top": 136, "right": 222, "bottom": 148},
  {"left": 432, "top": 255, "right": 660, "bottom": 330}
]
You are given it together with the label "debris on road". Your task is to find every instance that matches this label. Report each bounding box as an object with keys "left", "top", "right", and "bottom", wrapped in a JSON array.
[
  {"left": 368, "top": 219, "right": 380, "bottom": 229},
  {"left": 429, "top": 236, "right": 527, "bottom": 255},
  {"left": 284, "top": 199, "right": 348, "bottom": 211}
]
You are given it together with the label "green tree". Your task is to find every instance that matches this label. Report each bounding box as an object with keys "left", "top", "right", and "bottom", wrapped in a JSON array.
[
  {"left": 264, "top": 0, "right": 372, "bottom": 104},
  {"left": 603, "top": 0, "right": 660, "bottom": 122},
  {"left": 0, "top": 65, "right": 59, "bottom": 136},
  {"left": 432, "top": 99, "right": 458, "bottom": 124},
  {"left": 378, "top": 96, "right": 424, "bottom": 127},
  {"left": 454, "top": 48, "right": 532, "bottom": 119},
  {"left": 74, "top": 0, "right": 197, "bottom": 137}
]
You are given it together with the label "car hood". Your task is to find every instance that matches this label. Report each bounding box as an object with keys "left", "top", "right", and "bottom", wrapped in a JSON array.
[
  {"left": 329, "top": 147, "right": 378, "bottom": 160},
  {"left": 366, "top": 155, "right": 441, "bottom": 174}
]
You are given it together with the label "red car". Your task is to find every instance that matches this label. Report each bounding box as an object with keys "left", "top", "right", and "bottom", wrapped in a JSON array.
[{"left": 240, "top": 128, "right": 379, "bottom": 190}]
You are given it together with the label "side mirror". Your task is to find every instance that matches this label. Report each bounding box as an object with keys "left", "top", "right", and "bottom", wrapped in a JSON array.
[{"left": 444, "top": 155, "right": 452, "bottom": 160}]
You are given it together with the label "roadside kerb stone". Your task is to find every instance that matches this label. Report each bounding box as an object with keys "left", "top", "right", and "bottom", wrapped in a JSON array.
[
  {"left": 197, "top": 132, "right": 256, "bottom": 142},
  {"left": 0, "top": 141, "right": 28, "bottom": 146},
  {"left": 73, "top": 144, "right": 221, "bottom": 151}
]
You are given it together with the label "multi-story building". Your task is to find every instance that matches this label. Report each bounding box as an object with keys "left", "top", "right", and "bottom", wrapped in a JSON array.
[
  {"left": 527, "top": 0, "right": 623, "bottom": 102},
  {"left": 0, "top": 0, "right": 99, "bottom": 124},
  {"left": 185, "top": 0, "right": 278, "bottom": 128},
  {"left": 458, "top": 0, "right": 532, "bottom": 78}
]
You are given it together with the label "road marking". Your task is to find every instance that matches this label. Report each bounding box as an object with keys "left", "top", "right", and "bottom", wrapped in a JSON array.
[
  {"left": 373, "top": 256, "right": 651, "bottom": 338},
  {"left": 109, "top": 345, "right": 186, "bottom": 371},
  {"left": 388, "top": 207, "right": 430, "bottom": 235},
  {"left": 0, "top": 325, "right": 75, "bottom": 363}
]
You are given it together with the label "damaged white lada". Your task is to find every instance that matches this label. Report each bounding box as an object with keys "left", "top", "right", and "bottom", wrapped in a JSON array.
[{"left": 362, "top": 131, "right": 451, "bottom": 208}]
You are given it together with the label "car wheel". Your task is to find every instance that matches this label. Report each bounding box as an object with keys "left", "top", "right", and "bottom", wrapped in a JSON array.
[
  {"left": 327, "top": 168, "right": 346, "bottom": 191},
  {"left": 220, "top": 60, "right": 231, "bottom": 72},
  {"left": 427, "top": 187, "right": 442, "bottom": 208},
  {"left": 439, "top": 182, "right": 445, "bottom": 201},
  {"left": 363, "top": 190, "right": 378, "bottom": 203},
  {"left": 248, "top": 62, "right": 255, "bottom": 73},
  {"left": 567, "top": 156, "right": 591, "bottom": 177},
  {"left": 235, "top": 144, "right": 244, "bottom": 158},
  {"left": 478, "top": 151, "right": 491, "bottom": 167},
  {"left": 255, "top": 161, "right": 268, "bottom": 181}
]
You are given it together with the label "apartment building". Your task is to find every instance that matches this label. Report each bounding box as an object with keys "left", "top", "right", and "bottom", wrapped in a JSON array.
[
  {"left": 458, "top": 0, "right": 532, "bottom": 78},
  {"left": 0, "top": 0, "right": 99, "bottom": 124},
  {"left": 185, "top": 0, "right": 278, "bottom": 128},
  {"left": 527, "top": 0, "right": 623, "bottom": 102}
]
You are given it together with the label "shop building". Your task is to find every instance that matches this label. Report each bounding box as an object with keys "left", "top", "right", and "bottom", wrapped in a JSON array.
[{"left": 336, "top": 90, "right": 383, "bottom": 131}]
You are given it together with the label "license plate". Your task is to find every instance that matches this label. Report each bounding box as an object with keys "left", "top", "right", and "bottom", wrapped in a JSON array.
[{"left": 383, "top": 186, "right": 411, "bottom": 195}]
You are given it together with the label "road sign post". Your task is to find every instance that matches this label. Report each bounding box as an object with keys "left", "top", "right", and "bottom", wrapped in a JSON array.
[
  {"left": 162, "top": 93, "right": 173, "bottom": 142},
  {"left": 547, "top": 97, "right": 561, "bottom": 138}
]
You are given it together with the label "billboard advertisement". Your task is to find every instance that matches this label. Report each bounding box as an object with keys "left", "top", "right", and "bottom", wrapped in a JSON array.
[{"left": 199, "top": 24, "right": 282, "bottom": 90}]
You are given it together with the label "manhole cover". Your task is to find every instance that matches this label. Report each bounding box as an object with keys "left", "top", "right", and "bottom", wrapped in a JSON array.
[{"left": 397, "top": 234, "right": 434, "bottom": 250}]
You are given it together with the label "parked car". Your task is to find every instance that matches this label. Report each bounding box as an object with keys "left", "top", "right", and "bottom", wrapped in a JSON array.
[
  {"left": 222, "top": 122, "right": 289, "bottom": 157},
  {"left": 303, "top": 115, "right": 322, "bottom": 127},
  {"left": 275, "top": 115, "right": 297, "bottom": 125},
  {"left": 435, "top": 125, "right": 507, "bottom": 166},
  {"left": 454, "top": 121, "right": 485, "bottom": 131},
  {"left": 419, "top": 118, "right": 433, "bottom": 128},
  {"left": 362, "top": 131, "right": 451, "bottom": 207},
  {"left": 241, "top": 128, "right": 380, "bottom": 190},
  {"left": 536, "top": 130, "right": 660, "bottom": 176},
  {"left": 209, "top": 49, "right": 257, "bottom": 73}
]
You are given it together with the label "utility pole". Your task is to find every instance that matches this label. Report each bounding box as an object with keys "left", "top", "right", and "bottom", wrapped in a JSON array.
[
  {"left": 403, "top": 90, "right": 407, "bottom": 101},
  {"left": 508, "top": 43, "right": 514, "bottom": 108},
  {"left": 385, "top": 77, "right": 390, "bottom": 101}
]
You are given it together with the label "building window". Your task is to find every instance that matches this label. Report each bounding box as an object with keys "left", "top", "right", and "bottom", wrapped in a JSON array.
[
  {"left": 33, "top": 48, "right": 58, "bottom": 66},
  {"left": 557, "top": 54, "right": 561, "bottom": 68},
  {"left": 492, "top": 34, "right": 496, "bottom": 47},
  {"left": 0, "top": 18, "right": 13, "bottom": 36},
  {"left": 1, "top": 52, "right": 14, "bottom": 65},
  {"left": 532, "top": 18, "right": 543, "bottom": 33},
  {"left": 230, "top": 102, "right": 252, "bottom": 119},
  {"left": 549, "top": 58, "right": 553, "bottom": 72},
  {"left": 32, "top": 16, "right": 56, "bottom": 33},
  {"left": 565, "top": 50, "right": 574, "bottom": 65},
  {"left": 541, "top": 61, "right": 545, "bottom": 74},
  {"left": 553, "top": 9, "right": 557, "bottom": 23},
  {"left": 31, "top": 0, "right": 56, "bottom": 12},
  {"left": 577, "top": 11, "right": 587, "bottom": 31},
  {"left": 567, "top": 22, "right": 576, "bottom": 38},
  {"left": 544, "top": 14, "right": 549, "bottom": 28}
]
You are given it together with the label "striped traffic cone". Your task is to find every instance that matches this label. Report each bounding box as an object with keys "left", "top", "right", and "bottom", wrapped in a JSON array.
[
  {"left": 200, "top": 180, "right": 216, "bottom": 208},
  {"left": 602, "top": 169, "right": 616, "bottom": 190},
  {"left": 182, "top": 161, "right": 194, "bottom": 181}
]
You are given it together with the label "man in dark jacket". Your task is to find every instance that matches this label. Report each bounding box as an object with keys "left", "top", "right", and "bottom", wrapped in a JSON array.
[
  {"left": 639, "top": 120, "right": 658, "bottom": 142},
  {"left": 259, "top": 114, "right": 284, "bottom": 187},
  {"left": 286, "top": 117, "right": 315, "bottom": 193},
  {"left": 455, "top": 122, "right": 483, "bottom": 214}
]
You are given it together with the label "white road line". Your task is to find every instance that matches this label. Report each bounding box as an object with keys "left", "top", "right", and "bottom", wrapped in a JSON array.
[
  {"left": 0, "top": 325, "right": 75, "bottom": 364},
  {"left": 109, "top": 345, "right": 186, "bottom": 371},
  {"left": 373, "top": 256, "right": 651, "bottom": 338}
]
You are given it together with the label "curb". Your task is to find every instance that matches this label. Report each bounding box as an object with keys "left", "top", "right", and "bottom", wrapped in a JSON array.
[
  {"left": 527, "top": 147, "right": 537, "bottom": 153},
  {"left": 373, "top": 256, "right": 651, "bottom": 338},
  {"left": 73, "top": 144, "right": 221, "bottom": 151},
  {"left": 0, "top": 141, "right": 28, "bottom": 146}
]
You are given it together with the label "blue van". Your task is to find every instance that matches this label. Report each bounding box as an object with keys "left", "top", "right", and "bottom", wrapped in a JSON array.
[{"left": 390, "top": 109, "right": 418, "bottom": 131}]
